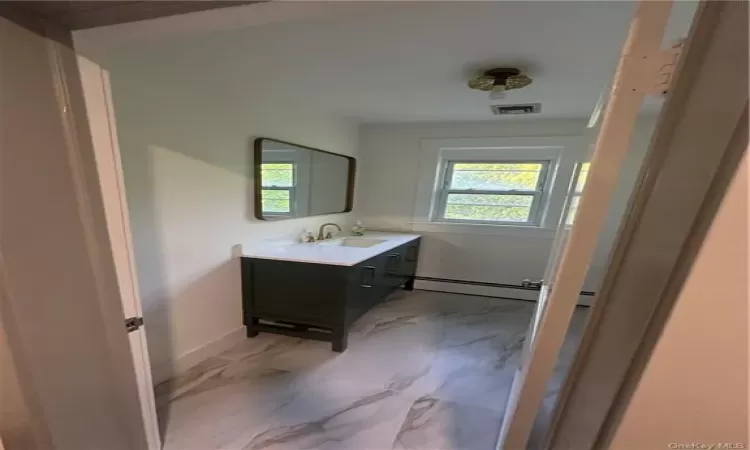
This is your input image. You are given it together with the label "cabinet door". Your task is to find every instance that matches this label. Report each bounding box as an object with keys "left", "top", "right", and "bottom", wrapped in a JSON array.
[
  {"left": 403, "top": 239, "right": 421, "bottom": 277},
  {"left": 383, "top": 246, "right": 406, "bottom": 288},
  {"left": 348, "top": 256, "right": 383, "bottom": 322},
  {"left": 355, "top": 260, "right": 377, "bottom": 307},
  {"left": 371, "top": 254, "right": 390, "bottom": 304},
  {"left": 250, "top": 259, "right": 340, "bottom": 326}
]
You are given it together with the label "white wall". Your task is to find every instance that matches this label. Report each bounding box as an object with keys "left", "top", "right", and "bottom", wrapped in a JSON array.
[
  {"left": 610, "top": 154, "right": 748, "bottom": 449},
  {"left": 356, "top": 117, "right": 657, "bottom": 300},
  {"left": 107, "top": 54, "right": 358, "bottom": 383}
]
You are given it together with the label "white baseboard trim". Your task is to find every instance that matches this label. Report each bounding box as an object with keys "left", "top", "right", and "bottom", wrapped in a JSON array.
[
  {"left": 151, "top": 326, "right": 246, "bottom": 385},
  {"left": 414, "top": 280, "right": 593, "bottom": 307}
]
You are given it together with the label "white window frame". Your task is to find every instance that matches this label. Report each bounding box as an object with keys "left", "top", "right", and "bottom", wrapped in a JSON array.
[
  {"left": 411, "top": 137, "right": 586, "bottom": 237},
  {"left": 433, "top": 159, "right": 552, "bottom": 226}
]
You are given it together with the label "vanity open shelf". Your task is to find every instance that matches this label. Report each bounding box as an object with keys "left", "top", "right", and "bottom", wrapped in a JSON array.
[{"left": 240, "top": 233, "right": 421, "bottom": 351}]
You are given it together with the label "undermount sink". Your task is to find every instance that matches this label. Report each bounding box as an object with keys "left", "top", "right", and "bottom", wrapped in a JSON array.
[{"left": 319, "top": 238, "right": 386, "bottom": 248}]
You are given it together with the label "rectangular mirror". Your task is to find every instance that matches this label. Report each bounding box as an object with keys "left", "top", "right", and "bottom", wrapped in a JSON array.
[{"left": 254, "top": 138, "right": 356, "bottom": 220}]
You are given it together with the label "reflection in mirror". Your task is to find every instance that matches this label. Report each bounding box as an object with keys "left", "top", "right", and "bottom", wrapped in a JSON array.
[{"left": 254, "top": 138, "right": 355, "bottom": 220}]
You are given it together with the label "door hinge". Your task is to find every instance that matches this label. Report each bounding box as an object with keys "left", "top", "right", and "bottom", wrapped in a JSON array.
[{"left": 125, "top": 317, "right": 144, "bottom": 333}]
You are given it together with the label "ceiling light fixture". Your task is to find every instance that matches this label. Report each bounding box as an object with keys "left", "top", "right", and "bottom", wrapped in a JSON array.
[{"left": 467, "top": 68, "right": 533, "bottom": 98}]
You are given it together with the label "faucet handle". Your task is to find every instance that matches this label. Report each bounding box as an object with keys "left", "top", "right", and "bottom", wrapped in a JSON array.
[{"left": 325, "top": 231, "right": 334, "bottom": 239}]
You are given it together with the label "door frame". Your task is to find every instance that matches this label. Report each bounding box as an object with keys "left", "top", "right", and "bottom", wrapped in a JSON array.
[
  {"left": 0, "top": 8, "right": 151, "bottom": 450},
  {"left": 0, "top": 4, "right": 162, "bottom": 450},
  {"left": 2, "top": 1, "right": 746, "bottom": 449},
  {"left": 546, "top": 1, "right": 748, "bottom": 448},
  {"left": 497, "top": 1, "right": 679, "bottom": 447}
]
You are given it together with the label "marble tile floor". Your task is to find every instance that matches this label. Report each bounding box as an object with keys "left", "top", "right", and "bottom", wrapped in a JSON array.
[{"left": 155, "top": 290, "right": 588, "bottom": 450}]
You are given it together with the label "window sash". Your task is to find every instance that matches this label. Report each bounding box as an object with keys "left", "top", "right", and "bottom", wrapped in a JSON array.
[
  {"left": 444, "top": 159, "right": 549, "bottom": 192},
  {"left": 261, "top": 162, "right": 296, "bottom": 216},
  {"left": 261, "top": 186, "right": 296, "bottom": 216},
  {"left": 260, "top": 164, "right": 295, "bottom": 188},
  {"left": 433, "top": 160, "right": 551, "bottom": 225}
]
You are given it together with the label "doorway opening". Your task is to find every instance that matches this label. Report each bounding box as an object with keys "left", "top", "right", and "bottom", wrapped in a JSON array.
[{"left": 71, "top": 1, "right": 697, "bottom": 449}]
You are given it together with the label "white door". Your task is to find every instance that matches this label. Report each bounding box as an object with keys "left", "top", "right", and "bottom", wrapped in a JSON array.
[
  {"left": 78, "top": 55, "right": 162, "bottom": 450},
  {"left": 520, "top": 194, "right": 575, "bottom": 362},
  {"left": 497, "top": 1, "right": 676, "bottom": 448}
]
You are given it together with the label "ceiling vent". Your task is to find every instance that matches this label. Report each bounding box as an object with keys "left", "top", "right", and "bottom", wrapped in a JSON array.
[{"left": 491, "top": 103, "right": 541, "bottom": 116}]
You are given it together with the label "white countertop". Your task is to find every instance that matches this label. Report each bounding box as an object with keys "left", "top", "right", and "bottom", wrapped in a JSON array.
[{"left": 242, "top": 232, "right": 421, "bottom": 266}]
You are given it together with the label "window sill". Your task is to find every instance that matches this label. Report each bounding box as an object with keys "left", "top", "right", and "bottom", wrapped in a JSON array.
[{"left": 409, "top": 221, "right": 557, "bottom": 238}]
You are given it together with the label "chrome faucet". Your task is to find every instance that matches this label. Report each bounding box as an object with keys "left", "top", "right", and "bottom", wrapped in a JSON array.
[{"left": 317, "top": 222, "right": 342, "bottom": 240}]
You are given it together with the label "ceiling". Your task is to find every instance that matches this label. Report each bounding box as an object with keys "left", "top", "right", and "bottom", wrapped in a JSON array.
[
  {"left": 81, "top": 1, "right": 697, "bottom": 124},
  {"left": 14, "top": 1, "right": 257, "bottom": 30}
]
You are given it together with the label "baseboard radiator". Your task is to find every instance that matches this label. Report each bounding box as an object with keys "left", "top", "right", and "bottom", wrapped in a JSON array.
[{"left": 413, "top": 276, "right": 596, "bottom": 297}]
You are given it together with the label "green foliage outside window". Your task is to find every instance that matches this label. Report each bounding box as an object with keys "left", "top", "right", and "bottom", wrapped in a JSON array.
[
  {"left": 261, "top": 163, "right": 294, "bottom": 213},
  {"left": 443, "top": 162, "right": 544, "bottom": 223},
  {"left": 444, "top": 194, "right": 533, "bottom": 222},
  {"left": 261, "top": 189, "right": 290, "bottom": 213},
  {"left": 451, "top": 163, "right": 542, "bottom": 190},
  {"left": 261, "top": 163, "right": 294, "bottom": 187}
]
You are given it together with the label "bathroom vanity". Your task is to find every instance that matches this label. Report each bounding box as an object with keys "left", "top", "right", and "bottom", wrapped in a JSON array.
[{"left": 241, "top": 232, "right": 421, "bottom": 352}]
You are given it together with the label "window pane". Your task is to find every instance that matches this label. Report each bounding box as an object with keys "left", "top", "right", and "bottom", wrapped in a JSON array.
[
  {"left": 262, "top": 163, "right": 294, "bottom": 187},
  {"left": 443, "top": 193, "right": 533, "bottom": 222},
  {"left": 262, "top": 189, "right": 290, "bottom": 213},
  {"left": 566, "top": 195, "right": 581, "bottom": 225},
  {"left": 574, "top": 162, "right": 590, "bottom": 193},
  {"left": 450, "top": 162, "right": 543, "bottom": 191}
]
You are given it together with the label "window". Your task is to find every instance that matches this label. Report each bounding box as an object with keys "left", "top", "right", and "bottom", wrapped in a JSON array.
[
  {"left": 261, "top": 163, "right": 295, "bottom": 216},
  {"left": 565, "top": 162, "right": 590, "bottom": 226},
  {"left": 433, "top": 160, "right": 550, "bottom": 225}
]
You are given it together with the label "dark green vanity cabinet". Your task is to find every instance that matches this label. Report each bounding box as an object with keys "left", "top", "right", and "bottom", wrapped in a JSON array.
[{"left": 240, "top": 238, "right": 420, "bottom": 352}]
